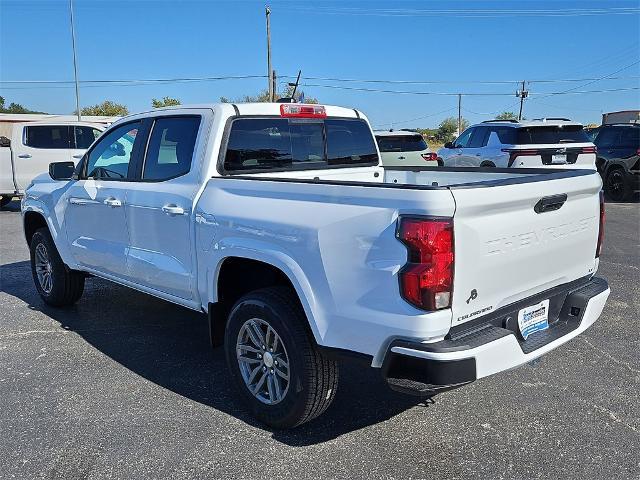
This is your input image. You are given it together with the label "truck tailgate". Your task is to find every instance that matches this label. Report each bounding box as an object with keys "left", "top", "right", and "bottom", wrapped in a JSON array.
[{"left": 450, "top": 171, "right": 602, "bottom": 327}]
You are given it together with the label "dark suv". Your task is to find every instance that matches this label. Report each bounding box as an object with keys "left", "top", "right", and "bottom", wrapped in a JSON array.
[{"left": 594, "top": 123, "right": 640, "bottom": 201}]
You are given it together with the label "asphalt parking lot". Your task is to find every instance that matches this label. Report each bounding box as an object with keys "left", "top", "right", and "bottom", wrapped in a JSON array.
[{"left": 0, "top": 199, "right": 638, "bottom": 480}]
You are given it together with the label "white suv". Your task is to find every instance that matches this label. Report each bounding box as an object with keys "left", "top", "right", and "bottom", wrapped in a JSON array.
[
  {"left": 437, "top": 118, "right": 596, "bottom": 169},
  {"left": 374, "top": 130, "right": 438, "bottom": 167}
]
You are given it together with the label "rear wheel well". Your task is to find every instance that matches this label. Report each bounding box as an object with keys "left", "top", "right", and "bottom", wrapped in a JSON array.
[
  {"left": 209, "top": 257, "right": 302, "bottom": 347},
  {"left": 24, "top": 211, "right": 48, "bottom": 246}
]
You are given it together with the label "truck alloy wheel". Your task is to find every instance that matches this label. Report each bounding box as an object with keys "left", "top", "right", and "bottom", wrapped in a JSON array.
[
  {"left": 236, "top": 318, "right": 290, "bottom": 405},
  {"left": 224, "top": 287, "right": 338, "bottom": 428},
  {"left": 34, "top": 243, "right": 54, "bottom": 294}
]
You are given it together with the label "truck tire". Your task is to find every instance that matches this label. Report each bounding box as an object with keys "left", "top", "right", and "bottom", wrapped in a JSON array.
[
  {"left": 605, "top": 167, "right": 632, "bottom": 202},
  {"left": 30, "top": 227, "right": 85, "bottom": 307},
  {"left": 224, "top": 287, "right": 339, "bottom": 428},
  {"left": 0, "top": 196, "right": 11, "bottom": 209}
]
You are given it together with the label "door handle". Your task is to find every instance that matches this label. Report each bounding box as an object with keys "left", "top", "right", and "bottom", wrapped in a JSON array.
[
  {"left": 162, "top": 204, "right": 186, "bottom": 216},
  {"left": 398, "top": 156, "right": 406, "bottom": 160},
  {"left": 18, "top": 154, "right": 32, "bottom": 159},
  {"left": 69, "top": 197, "right": 99, "bottom": 205},
  {"left": 72, "top": 154, "right": 84, "bottom": 159},
  {"left": 104, "top": 197, "right": 122, "bottom": 208},
  {"left": 475, "top": 153, "right": 481, "bottom": 156}
]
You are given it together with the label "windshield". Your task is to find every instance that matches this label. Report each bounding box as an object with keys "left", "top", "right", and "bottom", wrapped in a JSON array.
[
  {"left": 376, "top": 134, "right": 428, "bottom": 152},
  {"left": 516, "top": 125, "right": 590, "bottom": 144}
]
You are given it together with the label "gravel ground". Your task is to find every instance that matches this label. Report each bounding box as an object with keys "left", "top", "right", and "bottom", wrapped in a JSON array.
[{"left": 0, "top": 199, "right": 638, "bottom": 479}]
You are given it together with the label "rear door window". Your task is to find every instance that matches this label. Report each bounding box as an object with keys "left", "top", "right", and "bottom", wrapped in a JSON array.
[
  {"left": 223, "top": 117, "right": 378, "bottom": 173},
  {"left": 516, "top": 125, "right": 590, "bottom": 144},
  {"left": 73, "top": 126, "right": 102, "bottom": 149},
  {"left": 375, "top": 134, "right": 427, "bottom": 152},
  {"left": 24, "top": 125, "right": 70, "bottom": 149},
  {"left": 488, "top": 126, "right": 517, "bottom": 144},
  {"left": 142, "top": 116, "right": 201, "bottom": 181}
]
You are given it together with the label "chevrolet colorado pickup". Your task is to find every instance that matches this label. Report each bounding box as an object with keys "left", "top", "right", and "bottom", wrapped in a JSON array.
[{"left": 21, "top": 103, "right": 610, "bottom": 428}]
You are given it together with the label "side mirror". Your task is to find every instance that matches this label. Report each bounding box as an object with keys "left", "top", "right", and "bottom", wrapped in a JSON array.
[
  {"left": 49, "top": 161, "right": 75, "bottom": 180},
  {"left": 444, "top": 141, "right": 454, "bottom": 149},
  {"left": 0, "top": 136, "right": 10, "bottom": 147}
]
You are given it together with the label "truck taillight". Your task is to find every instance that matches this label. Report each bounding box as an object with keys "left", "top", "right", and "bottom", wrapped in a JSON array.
[
  {"left": 581, "top": 146, "right": 597, "bottom": 154},
  {"left": 396, "top": 217, "right": 454, "bottom": 311},
  {"left": 280, "top": 104, "right": 326, "bottom": 118},
  {"left": 596, "top": 190, "right": 605, "bottom": 258},
  {"left": 421, "top": 152, "right": 438, "bottom": 162}
]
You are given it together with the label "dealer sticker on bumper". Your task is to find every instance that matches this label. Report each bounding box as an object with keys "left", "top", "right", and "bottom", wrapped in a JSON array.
[{"left": 518, "top": 299, "right": 550, "bottom": 340}]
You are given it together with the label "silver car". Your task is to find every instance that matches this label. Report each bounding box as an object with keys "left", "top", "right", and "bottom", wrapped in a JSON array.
[
  {"left": 374, "top": 130, "right": 438, "bottom": 167},
  {"left": 437, "top": 118, "right": 596, "bottom": 169}
]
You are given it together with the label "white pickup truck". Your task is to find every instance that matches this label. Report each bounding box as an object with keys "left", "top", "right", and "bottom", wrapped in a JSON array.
[
  {"left": 0, "top": 121, "right": 104, "bottom": 207},
  {"left": 21, "top": 103, "right": 610, "bottom": 428}
]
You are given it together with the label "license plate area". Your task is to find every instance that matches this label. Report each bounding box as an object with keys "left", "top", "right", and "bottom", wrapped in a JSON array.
[
  {"left": 518, "top": 299, "right": 550, "bottom": 340},
  {"left": 552, "top": 154, "right": 567, "bottom": 164}
]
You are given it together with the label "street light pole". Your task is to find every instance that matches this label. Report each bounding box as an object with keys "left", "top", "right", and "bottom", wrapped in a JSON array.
[{"left": 69, "top": 0, "right": 81, "bottom": 120}]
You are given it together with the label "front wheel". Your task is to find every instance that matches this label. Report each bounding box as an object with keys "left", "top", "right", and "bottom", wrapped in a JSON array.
[
  {"left": 605, "top": 168, "right": 632, "bottom": 202},
  {"left": 224, "top": 287, "right": 339, "bottom": 429},
  {"left": 30, "top": 228, "right": 85, "bottom": 307}
]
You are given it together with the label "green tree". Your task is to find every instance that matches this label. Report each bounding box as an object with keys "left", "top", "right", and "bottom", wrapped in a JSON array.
[
  {"left": 152, "top": 96, "right": 181, "bottom": 108},
  {"left": 80, "top": 100, "right": 128, "bottom": 116},
  {"left": 0, "top": 96, "right": 46, "bottom": 114},
  {"left": 436, "top": 116, "right": 468, "bottom": 142},
  {"left": 495, "top": 111, "right": 517, "bottom": 120}
]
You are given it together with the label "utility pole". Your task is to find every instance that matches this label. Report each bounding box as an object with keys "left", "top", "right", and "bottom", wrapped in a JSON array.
[
  {"left": 266, "top": 6, "right": 273, "bottom": 102},
  {"left": 69, "top": 0, "right": 81, "bottom": 120},
  {"left": 272, "top": 70, "right": 277, "bottom": 101},
  {"left": 517, "top": 80, "right": 528, "bottom": 121},
  {"left": 457, "top": 94, "right": 462, "bottom": 136}
]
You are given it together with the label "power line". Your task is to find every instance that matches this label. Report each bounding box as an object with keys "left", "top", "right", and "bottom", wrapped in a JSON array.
[
  {"left": 0, "top": 75, "right": 266, "bottom": 85},
  {"left": 2, "top": 73, "right": 638, "bottom": 88},
  {"left": 286, "top": 6, "right": 640, "bottom": 18},
  {"left": 279, "top": 74, "right": 640, "bottom": 86},
  {"left": 374, "top": 107, "right": 458, "bottom": 128},
  {"left": 530, "top": 60, "right": 640, "bottom": 102},
  {"left": 297, "top": 82, "right": 639, "bottom": 97}
]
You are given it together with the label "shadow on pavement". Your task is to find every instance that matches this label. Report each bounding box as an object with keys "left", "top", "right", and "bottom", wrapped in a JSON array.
[{"left": 0, "top": 259, "right": 423, "bottom": 446}]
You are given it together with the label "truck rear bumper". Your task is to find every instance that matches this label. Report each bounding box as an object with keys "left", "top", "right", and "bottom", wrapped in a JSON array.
[{"left": 382, "top": 276, "right": 609, "bottom": 395}]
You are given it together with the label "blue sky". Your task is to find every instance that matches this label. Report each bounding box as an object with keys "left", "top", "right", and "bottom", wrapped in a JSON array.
[{"left": 1, "top": 0, "right": 639, "bottom": 128}]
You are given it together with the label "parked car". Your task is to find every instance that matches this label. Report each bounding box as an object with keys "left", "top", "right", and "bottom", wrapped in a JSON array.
[
  {"left": 437, "top": 118, "right": 596, "bottom": 169},
  {"left": 584, "top": 126, "right": 600, "bottom": 142},
  {"left": 22, "top": 103, "right": 609, "bottom": 428},
  {"left": 593, "top": 122, "right": 640, "bottom": 201},
  {"left": 374, "top": 130, "right": 438, "bottom": 167},
  {"left": 0, "top": 121, "right": 104, "bottom": 207}
]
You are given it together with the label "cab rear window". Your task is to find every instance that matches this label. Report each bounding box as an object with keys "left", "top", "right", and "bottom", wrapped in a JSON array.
[
  {"left": 376, "top": 135, "right": 427, "bottom": 152},
  {"left": 223, "top": 118, "right": 378, "bottom": 173},
  {"left": 516, "top": 125, "right": 590, "bottom": 144}
]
